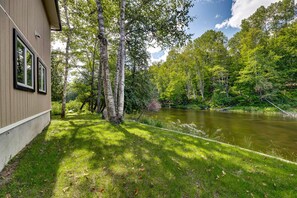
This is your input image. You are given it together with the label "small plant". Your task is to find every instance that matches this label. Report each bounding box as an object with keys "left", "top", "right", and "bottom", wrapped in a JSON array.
[
  {"left": 51, "top": 102, "right": 62, "bottom": 115},
  {"left": 139, "top": 116, "right": 210, "bottom": 138},
  {"left": 147, "top": 99, "right": 161, "bottom": 112},
  {"left": 66, "top": 100, "right": 82, "bottom": 113},
  {"left": 139, "top": 117, "right": 164, "bottom": 128}
]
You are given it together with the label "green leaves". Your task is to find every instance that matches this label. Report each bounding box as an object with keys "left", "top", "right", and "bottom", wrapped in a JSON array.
[{"left": 149, "top": 0, "right": 297, "bottom": 107}]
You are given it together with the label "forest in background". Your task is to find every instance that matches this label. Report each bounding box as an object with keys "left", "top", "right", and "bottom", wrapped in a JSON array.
[
  {"left": 150, "top": 0, "right": 297, "bottom": 110},
  {"left": 51, "top": 0, "right": 297, "bottom": 118},
  {"left": 51, "top": 0, "right": 193, "bottom": 119}
]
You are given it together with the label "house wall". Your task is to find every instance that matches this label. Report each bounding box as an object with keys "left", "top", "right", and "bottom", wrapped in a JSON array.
[
  {"left": 0, "top": 0, "right": 51, "bottom": 129},
  {"left": 0, "top": 111, "right": 50, "bottom": 171}
]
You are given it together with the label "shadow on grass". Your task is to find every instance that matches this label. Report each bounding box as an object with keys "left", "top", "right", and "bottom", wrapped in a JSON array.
[{"left": 0, "top": 114, "right": 297, "bottom": 197}]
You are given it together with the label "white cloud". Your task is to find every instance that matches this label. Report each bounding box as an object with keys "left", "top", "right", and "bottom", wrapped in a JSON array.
[
  {"left": 150, "top": 50, "right": 169, "bottom": 64},
  {"left": 215, "top": 0, "right": 282, "bottom": 29},
  {"left": 51, "top": 40, "right": 66, "bottom": 51},
  {"left": 215, "top": 14, "right": 221, "bottom": 18},
  {"left": 147, "top": 46, "right": 162, "bottom": 54}
]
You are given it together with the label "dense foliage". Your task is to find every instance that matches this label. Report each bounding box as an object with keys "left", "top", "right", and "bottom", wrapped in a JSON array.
[
  {"left": 150, "top": 0, "right": 297, "bottom": 109},
  {"left": 51, "top": 0, "right": 193, "bottom": 119}
]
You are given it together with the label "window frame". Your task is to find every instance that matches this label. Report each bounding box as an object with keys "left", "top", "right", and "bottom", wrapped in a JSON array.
[
  {"left": 37, "top": 58, "right": 47, "bottom": 94},
  {"left": 13, "top": 28, "right": 35, "bottom": 92}
]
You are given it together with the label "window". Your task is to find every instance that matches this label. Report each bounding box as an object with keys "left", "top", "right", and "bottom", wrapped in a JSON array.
[
  {"left": 37, "top": 58, "right": 47, "bottom": 94},
  {"left": 13, "top": 29, "right": 35, "bottom": 92}
]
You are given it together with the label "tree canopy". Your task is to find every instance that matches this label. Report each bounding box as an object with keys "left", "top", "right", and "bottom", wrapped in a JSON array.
[{"left": 150, "top": 0, "right": 297, "bottom": 108}]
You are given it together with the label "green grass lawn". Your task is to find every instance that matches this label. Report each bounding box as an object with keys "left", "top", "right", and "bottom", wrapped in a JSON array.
[{"left": 0, "top": 114, "right": 297, "bottom": 197}]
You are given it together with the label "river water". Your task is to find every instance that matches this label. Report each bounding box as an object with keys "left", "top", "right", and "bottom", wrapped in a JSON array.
[{"left": 145, "top": 108, "right": 297, "bottom": 161}]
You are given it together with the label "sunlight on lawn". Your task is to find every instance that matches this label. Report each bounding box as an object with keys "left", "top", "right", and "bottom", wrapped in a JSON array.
[{"left": 1, "top": 114, "right": 296, "bottom": 197}]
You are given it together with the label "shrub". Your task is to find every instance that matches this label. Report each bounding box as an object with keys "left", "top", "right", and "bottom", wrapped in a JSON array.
[
  {"left": 210, "top": 92, "right": 232, "bottom": 108},
  {"left": 147, "top": 99, "right": 161, "bottom": 112},
  {"left": 51, "top": 102, "right": 62, "bottom": 115},
  {"left": 139, "top": 117, "right": 164, "bottom": 128},
  {"left": 66, "top": 100, "right": 82, "bottom": 113}
]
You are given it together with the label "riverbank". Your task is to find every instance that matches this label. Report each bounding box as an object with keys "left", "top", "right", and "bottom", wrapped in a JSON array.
[
  {"left": 1, "top": 114, "right": 297, "bottom": 197},
  {"left": 172, "top": 104, "right": 297, "bottom": 116}
]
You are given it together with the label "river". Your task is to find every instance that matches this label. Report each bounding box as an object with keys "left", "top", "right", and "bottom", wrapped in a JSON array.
[{"left": 145, "top": 108, "right": 297, "bottom": 161}]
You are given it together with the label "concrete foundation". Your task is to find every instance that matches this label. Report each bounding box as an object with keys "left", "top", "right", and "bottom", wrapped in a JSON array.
[{"left": 0, "top": 111, "right": 50, "bottom": 172}]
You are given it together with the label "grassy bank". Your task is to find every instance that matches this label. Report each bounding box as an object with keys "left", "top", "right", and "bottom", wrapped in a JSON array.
[
  {"left": 172, "top": 103, "right": 297, "bottom": 115},
  {"left": 1, "top": 114, "right": 297, "bottom": 197}
]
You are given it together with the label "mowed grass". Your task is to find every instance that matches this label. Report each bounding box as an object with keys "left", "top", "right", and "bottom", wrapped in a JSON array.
[{"left": 0, "top": 114, "right": 297, "bottom": 197}]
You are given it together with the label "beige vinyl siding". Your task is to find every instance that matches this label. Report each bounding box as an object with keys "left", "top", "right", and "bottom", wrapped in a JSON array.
[{"left": 0, "top": 0, "right": 51, "bottom": 128}]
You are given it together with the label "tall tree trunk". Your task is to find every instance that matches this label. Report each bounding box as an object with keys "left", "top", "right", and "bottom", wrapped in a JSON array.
[
  {"left": 114, "top": 53, "right": 120, "bottom": 110},
  {"left": 90, "top": 41, "right": 97, "bottom": 113},
  {"left": 225, "top": 76, "right": 229, "bottom": 97},
  {"left": 96, "top": 62, "right": 102, "bottom": 114},
  {"left": 96, "top": 0, "right": 117, "bottom": 122},
  {"left": 61, "top": 0, "right": 71, "bottom": 118},
  {"left": 195, "top": 58, "right": 204, "bottom": 100},
  {"left": 116, "top": 0, "right": 126, "bottom": 122}
]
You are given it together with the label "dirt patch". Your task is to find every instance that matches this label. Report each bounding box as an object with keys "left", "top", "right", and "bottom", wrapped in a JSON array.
[{"left": 0, "top": 159, "right": 20, "bottom": 187}]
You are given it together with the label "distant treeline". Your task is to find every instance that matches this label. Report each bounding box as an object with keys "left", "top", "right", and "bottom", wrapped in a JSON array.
[{"left": 150, "top": 0, "right": 297, "bottom": 109}]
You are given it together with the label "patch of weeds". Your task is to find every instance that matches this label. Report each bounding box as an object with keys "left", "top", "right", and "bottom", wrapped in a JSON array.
[{"left": 138, "top": 117, "right": 165, "bottom": 128}]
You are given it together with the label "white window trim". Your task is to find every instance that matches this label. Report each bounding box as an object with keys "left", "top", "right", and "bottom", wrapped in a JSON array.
[
  {"left": 16, "top": 38, "right": 34, "bottom": 89},
  {"left": 13, "top": 29, "right": 35, "bottom": 92},
  {"left": 37, "top": 58, "right": 47, "bottom": 94}
]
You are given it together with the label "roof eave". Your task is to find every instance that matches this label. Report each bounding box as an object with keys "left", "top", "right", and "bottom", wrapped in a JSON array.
[{"left": 42, "top": 0, "right": 62, "bottom": 31}]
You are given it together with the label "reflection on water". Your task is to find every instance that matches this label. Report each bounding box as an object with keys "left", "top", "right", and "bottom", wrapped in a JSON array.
[{"left": 145, "top": 108, "right": 297, "bottom": 161}]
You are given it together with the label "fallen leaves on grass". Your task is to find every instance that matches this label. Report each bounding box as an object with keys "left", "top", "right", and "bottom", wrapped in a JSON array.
[
  {"left": 62, "top": 187, "right": 69, "bottom": 193},
  {"left": 134, "top": 189, "right": 139, "bottom": 196},
  {"left": 139, "top": 168, "right": 145, "bottom": 172}
]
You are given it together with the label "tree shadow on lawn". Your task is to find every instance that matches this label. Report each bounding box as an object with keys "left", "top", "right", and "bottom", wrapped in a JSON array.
[
  {"left": 0, "top": 115, "right": 103, "bottom": 197},
  {"left": 126, "top": 123, "right": 297, "bottom": 172},
  {"left": 0, "top": 115, "right": 297, "bottom": 197},
  {"left": 118, "top": 123, "right": 297, "bottom": 196},
  {"left": 76, "top": 123, "right": 297, "bottom": 197}
]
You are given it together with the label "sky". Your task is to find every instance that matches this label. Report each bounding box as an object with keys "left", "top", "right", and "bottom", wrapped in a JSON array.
[{"left": 150, "top": 0, "right": 285, "bottom": 62}]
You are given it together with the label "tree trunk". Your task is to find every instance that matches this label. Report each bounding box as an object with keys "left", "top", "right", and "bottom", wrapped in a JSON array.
[
  {"left": 90, "top": 41, "right": 97, "bottom": 113},
  {"left": 195, "top": 58, "right": 204, "bottom": 100},
  {"left": 96, "top": 0, "right": 117, "bottom": 122},
  {"left": 61, "top": 0, "right": 71, "bottom": 118},
  {"left": 225, "top": 76, "right": 229, "bottom": 97},
  {"left": 114, "top": 53, "right": 120, "bottom": 110},
  {"left": 80, "top": 100, "right": 86, "bottom": 110},
  {"left": 116, "top": 0, "right": 126, "bottom": 122},
  {"left": 96, "top": 62, "right": 103, "bottom": 114}
]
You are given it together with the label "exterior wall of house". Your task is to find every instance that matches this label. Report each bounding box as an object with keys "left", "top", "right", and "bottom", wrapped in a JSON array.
[
  {"left": 0, "top": 111, "right": 50, "bottom": 171},
  {"left": 0, "top": 0, "right": 51, "bottom": 128},
  {"left": 0, "top": 0, "right": 53, "bottom": 171}
]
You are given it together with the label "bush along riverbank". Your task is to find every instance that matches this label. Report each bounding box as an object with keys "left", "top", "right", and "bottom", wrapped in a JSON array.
[{"left": 167, "top": 103, "right": 297, "bottom": 117}]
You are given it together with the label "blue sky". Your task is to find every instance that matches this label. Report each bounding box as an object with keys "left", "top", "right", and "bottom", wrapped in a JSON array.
[
  {"left": 187, "top": 0, "right": 239, "bottom": 39},
  {"left": 150, "top": 0, "right": 284, "bottom": 62}
]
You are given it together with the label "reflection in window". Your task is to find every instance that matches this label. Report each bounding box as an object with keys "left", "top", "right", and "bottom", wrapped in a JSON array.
[
  {"left": 38, "top": 59, "right": 47, "bottom": 94},
  {"left": 14, "top": 29, "right": 35, "bottom": 92},
  {"left": 26, "top": 50, "right": 33, "bottom": 87},
  {"left": 16, "top": 40, "right": 25, "bottom": 84}
]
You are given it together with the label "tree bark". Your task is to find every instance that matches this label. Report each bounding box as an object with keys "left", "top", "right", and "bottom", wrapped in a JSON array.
[
  {"left": 96, "top": 0, "right": 117, "bottom": 122},
  {"left": 116, "top": 0, "right": 126, "bottom": 122},
  {"left": 195, "top": 58, "right": 204, "bottom": 100},
  {"left": 114, "top": 52, "right": 120, "bottom": 110},
  {"left": 90, "top": 41, "right": 97, "bottom": 112},
  {"left": 96, "top": 61, "right": 102, "bottom": 114},
  {"left": 61, "top": 0, "right": 71, "bottom": 118}
]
